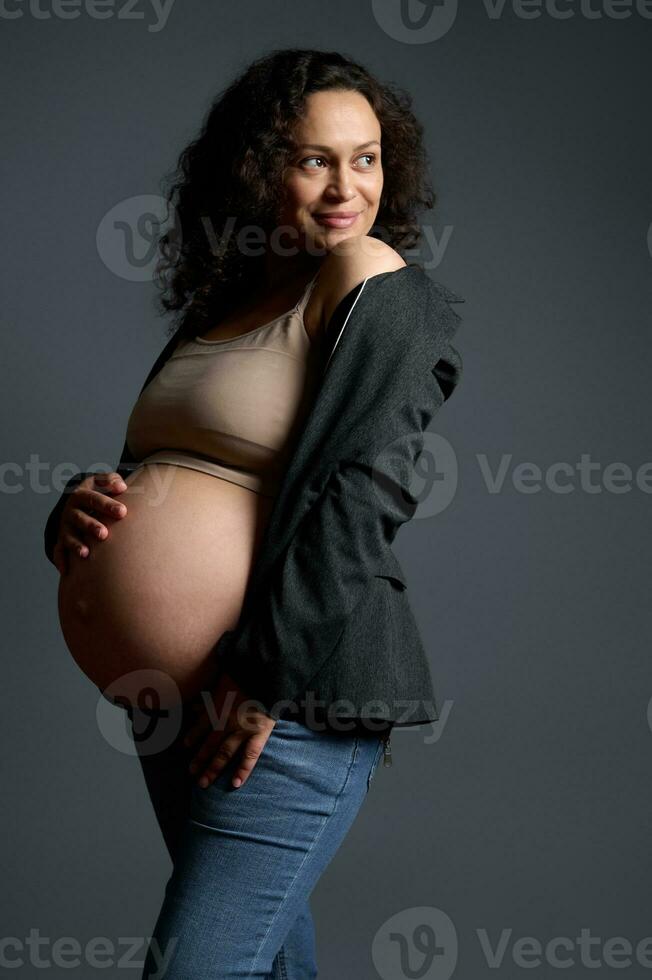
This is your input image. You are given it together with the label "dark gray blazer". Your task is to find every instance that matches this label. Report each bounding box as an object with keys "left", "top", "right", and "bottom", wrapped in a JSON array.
[{"left": 44, "top": 264, "right": 464, "bottom": 734}]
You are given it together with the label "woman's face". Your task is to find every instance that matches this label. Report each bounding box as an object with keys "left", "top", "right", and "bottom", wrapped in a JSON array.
[{"left": 279, "top": 89, "right": 384, "bottom": 255}]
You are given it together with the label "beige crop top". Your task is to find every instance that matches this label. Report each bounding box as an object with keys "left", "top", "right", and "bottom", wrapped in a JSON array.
[{"left": 124, "top": 273, "right": 323, "bottom": 498}]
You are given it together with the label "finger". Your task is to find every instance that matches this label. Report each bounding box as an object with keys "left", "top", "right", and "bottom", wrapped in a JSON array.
[
  {"left": 65, "top": 490, "right": 127, "bottom": 545},
  {"left": 188, "top": 718, "right": 231, "bottom": 768},
  {"left": 189, "top": 718, "right": 239, "bottom": 776},
  {"left": 88, "top": 487, "right": 128, "bottom": 517},
  {"left": 194, "top": 732, "right": 244, "bottom": 788},
  {"left": 197, "top": 730, "right": 269, "bottom": 790},
  {"left": 67, "top": 507, "right": 110, "bottom": 543},
  {"left": 92, "top": 472, "right": 128, "bottom": 492},
  {"left": 230, "top": 733, "right": 270, "bottom": 789},
  {"left": 189, "top": 734, "right": 229, "bottom": 783},
  {"left": 59, "top": 528, "right": 90, "bottom": 559}
]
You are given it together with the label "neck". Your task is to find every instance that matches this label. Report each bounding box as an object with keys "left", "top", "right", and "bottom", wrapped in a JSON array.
[{"left": 261, "top": 249, "right": 323, "bottom": 293}]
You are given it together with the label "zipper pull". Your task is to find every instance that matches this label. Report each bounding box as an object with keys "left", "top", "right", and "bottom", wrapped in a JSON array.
[{"left": 382, "top": 733, "right": 393, "bottom": 768}]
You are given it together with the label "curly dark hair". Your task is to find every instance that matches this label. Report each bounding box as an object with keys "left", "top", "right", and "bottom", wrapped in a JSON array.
[{"left": 154, "top": 47, "right": 436, "bottom": 341}]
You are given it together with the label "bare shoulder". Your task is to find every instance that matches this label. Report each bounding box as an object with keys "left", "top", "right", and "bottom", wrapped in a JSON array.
[{"left": 308, "top": 237, "right": 407, "bottom": 339}]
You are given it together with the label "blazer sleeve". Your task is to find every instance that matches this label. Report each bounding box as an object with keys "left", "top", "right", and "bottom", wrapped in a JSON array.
[
  {"left": 43, "top": 328, "right": 183, "bottom": 567},
  {"left": 213, "top": 275, "right": 464, "bottom": 719}
]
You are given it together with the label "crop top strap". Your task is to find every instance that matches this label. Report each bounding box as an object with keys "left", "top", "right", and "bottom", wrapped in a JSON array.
[{"left": 294, "top": 271, "right": 320, "bottom": 317}]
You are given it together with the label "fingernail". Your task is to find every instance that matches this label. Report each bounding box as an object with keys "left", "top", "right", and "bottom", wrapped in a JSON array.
[
  {"left": 232, "top": 777, "right": 242, "bottom": 788},
  {"left": 199, "top": 777, "right": 209, "bottom": 788}
]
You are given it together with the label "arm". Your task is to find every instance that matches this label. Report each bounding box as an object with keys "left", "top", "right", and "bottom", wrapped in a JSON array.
[
  {"left": 214, "top": 444, "right": 429, "bottom": 719},
  {"left": 214, "top": 272, "right": 464, "bottom": 719}
]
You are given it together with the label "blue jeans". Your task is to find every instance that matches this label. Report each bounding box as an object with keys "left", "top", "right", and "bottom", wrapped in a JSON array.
[{"left": 132, "top": 702, "right": 386, "bottom": 979}]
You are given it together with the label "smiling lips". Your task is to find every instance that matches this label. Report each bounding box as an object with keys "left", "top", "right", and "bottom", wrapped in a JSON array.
[{"left": 314, "top": 212, "right": 360, "bottom": 228}]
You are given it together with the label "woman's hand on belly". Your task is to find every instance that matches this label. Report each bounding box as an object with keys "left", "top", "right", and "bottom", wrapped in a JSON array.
[
  {"left": 54, "top": 471, "right": 129, "bottom": 574},
  {"left": 182, "top": 670, "right": 276, "bottom": 790}
]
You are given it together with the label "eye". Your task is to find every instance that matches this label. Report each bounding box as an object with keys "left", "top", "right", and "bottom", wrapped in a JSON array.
[{"left": 298, "top": 153, "right": 379, "bottom": 170}]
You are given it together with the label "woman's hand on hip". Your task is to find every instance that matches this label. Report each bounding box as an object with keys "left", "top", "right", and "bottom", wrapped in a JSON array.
[{"left": 182, "top": 670, "right": 276, "bottom": 790}]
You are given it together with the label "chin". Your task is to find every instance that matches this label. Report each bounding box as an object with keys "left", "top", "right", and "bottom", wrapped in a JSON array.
[{"left": 313, "top": 224, "right": 371, "bottom": 245}]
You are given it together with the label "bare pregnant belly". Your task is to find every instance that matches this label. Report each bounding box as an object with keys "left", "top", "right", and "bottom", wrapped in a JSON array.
[{"left": 57, "top": 464, "right": 275, "bottom": 709}]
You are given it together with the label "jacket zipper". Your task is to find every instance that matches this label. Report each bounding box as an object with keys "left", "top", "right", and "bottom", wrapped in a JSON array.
[{"left": 382, "top": 730, "right": 392, "bottom": 767}]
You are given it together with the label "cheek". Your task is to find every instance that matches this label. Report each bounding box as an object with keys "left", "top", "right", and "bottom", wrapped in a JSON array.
[
  {"left": 368, "top": 173, "right": 384, "bottom": 199},
  {"left": 283, "top": 175, "right": 317, "bottom": 208}
]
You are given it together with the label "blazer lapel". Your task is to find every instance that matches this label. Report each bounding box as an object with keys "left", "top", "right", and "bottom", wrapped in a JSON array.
[{"left": 322, "top": 274, "right": 370, "bottom": 375}]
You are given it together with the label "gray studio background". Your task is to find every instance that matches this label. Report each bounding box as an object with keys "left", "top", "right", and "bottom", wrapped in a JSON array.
[{"left": 3, "top": 2, "right": 651, "bottom": 978}]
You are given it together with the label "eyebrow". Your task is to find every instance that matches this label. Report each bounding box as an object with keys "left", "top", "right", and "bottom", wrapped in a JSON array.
[{"left": 296, "top": 140, "right": 381, "bottom": 153}]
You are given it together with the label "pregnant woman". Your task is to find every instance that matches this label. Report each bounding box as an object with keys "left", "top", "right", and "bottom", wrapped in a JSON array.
[
  {"left": 56, "top": 265, "right": 327, "bottom": 710},
  {"left": 46, "top": 49, "right": 459, "bottom": 978}
]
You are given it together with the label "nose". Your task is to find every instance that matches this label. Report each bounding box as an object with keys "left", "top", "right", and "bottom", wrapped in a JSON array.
[{"left": 324, "top": 164, "right": 356, "bottom": 201}]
